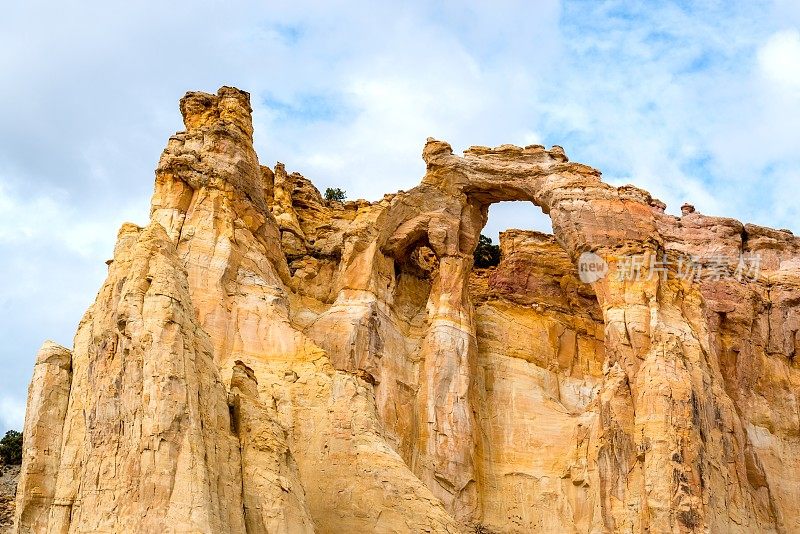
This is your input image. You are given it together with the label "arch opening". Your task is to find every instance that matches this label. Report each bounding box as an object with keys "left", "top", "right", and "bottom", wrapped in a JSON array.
[{"left": 483, "top": 201, "right": 553, "bottom": 245}]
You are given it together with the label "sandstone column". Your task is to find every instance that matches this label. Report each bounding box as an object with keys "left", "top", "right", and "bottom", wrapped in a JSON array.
[{"left": 13, "top": 342, "right": 72, "bottom": 534}]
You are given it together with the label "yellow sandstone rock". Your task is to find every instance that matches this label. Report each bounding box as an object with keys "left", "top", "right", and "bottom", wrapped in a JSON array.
[{"left": 13, "top": 87, "right": 800, "bottom": 533}]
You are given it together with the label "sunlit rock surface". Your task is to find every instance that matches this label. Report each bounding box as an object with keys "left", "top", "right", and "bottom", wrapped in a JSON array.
[{"left": 14, "top": 87, "right": 800, "bottom": 533}]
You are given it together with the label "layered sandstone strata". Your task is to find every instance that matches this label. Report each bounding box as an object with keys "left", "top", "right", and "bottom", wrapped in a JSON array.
[{"left": 14, "top": 87, "right": 800, "bottom": 533}]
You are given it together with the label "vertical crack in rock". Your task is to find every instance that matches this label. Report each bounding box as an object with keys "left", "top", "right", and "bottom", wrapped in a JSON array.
[{"left": 229, "top": 360, "right": 315, "bottom": 533}]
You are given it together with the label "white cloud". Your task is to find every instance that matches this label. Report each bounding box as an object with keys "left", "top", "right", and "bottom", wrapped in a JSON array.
[
  {"left": 0, "top": 396, "right": 26, "bottom": 432},
  {"left": 0, "top": 183, "right": 130, "bottom": 259},
  {"left": 758, "top": 29, "right": 800, "bottom": 93}
]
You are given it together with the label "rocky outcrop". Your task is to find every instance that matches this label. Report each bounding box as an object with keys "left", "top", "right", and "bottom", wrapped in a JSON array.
[
  {"left": 1, "top": 465, "right": 19, "bottom": 533},
  {"left": 14, "top": 87, "right": 800, "bottom": 533},
  {"left": 14, "top": 342, "right": 71, "bottom": 533}
]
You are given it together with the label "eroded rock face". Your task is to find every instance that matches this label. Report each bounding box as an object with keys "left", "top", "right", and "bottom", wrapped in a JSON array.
[
  {"left": 14, "top": 87, "right": 800, "bottom": 533},
  {"left": 14, "top": 342, "right": 71, "bottom": 533},
  {"left": 1, "top": 464, "right": 19, "bottom": 533}
]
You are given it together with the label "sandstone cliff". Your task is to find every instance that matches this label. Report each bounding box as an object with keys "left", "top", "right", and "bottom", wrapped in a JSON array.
[{"left": 13, "top": 87, "right": 800, "bottom": 533}]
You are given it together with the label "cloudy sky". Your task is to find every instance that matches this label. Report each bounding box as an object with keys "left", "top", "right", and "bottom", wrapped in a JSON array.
[{"left": 1, "top": 0, "right": 799, "bottom": 433}]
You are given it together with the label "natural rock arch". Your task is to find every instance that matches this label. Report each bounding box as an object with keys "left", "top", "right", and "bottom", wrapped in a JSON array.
[{"left": 14, "top": 87, "right": 800, "bottom": 534}]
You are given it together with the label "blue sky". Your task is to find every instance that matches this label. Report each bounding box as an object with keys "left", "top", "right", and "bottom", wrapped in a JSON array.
[{"left": 1, "top": 0, "right": 799, "bottom": 433}]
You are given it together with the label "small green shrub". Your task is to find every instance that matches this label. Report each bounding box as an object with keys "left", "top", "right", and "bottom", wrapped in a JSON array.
[
  {"left": 324, "top": 187, "right": 346, "bottom": 202},
  {"left": 473, "top": 234, "right": 500, "bottom": 268},
  {"left": 0, "top": 430, "right": 22, "bottom": 465}
]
